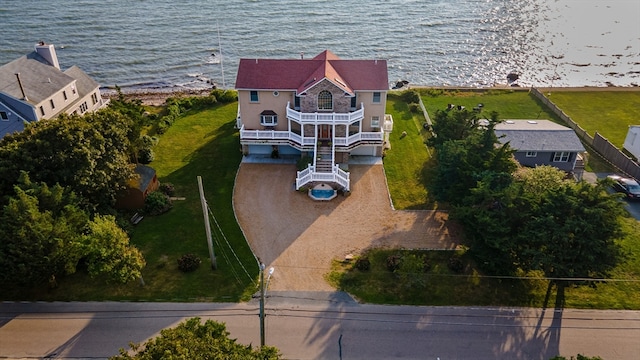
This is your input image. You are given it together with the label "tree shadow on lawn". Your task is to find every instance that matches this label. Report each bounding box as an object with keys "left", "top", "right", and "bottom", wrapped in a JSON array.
[{"left": 131, "top": 119, "right": 258, "bottom": 302}]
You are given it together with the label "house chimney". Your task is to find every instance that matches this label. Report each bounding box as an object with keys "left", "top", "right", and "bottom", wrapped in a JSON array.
[
  {"left": 15, "top": 73, "right": 28, "bottom": 101},
  {"left": 35, "top": 41, "right": 60, "bottom": 69}
]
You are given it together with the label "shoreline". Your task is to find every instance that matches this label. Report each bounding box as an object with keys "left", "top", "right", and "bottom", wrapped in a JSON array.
[
  {"left": 101, "top": 85, "right": 640, "bottom": 107},
  {"left": 100, "top": 87, "right": 213, "bottom": 106}
]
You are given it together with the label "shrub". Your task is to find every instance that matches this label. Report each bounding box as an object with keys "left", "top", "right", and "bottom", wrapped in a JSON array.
[
  {"left": 355, "top": 257, "right": 370, "bottom": 271},
  {"left": 386, "top": 254, "right": 402, "bottom": 272},
  {"left": 447, "top": 256, "right": 464, "bottom": 273},
  {"left": 144, "top": 191, "right": 173, "bottom": 216},
  {"left": 177, "top": 253, "right": 201, "bottom": 272},
  {"left": 408, "top": 103, "right": 420, "bottom": 113},
  {"left": 138, "top": 148, "right": 154, "bottom": 164},
  {"left": 140, "top": 135, "right": 159, "bottom": 148},
  {"left": 159, "top": 182, "right": 175, "bottom": 196},
  {"left": 401, "top": 89, "right": 420, "bottom": 104},
  {"left": 156, "top": 121, "right": 170, "bottom": 135},
  {"left": 397, "top": 254, "right": 428, "bottom": 289},
  {"left": 210, "top": 89, "right": 238, "bottom": 103}
]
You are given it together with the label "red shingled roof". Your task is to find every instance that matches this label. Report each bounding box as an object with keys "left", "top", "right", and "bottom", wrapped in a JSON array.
[{"left": 235, "top": 50, "right": 388, "bottom": 93}]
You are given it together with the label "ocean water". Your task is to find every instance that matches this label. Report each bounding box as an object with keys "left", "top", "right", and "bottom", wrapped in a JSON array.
[{"left": 1, "top": 0, "right": 638, "bottom": 91}]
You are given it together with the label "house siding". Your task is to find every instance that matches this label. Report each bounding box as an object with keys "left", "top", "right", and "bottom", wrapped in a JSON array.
[{"left": 513, "top": 151, "right": 576, "bottom": 171}]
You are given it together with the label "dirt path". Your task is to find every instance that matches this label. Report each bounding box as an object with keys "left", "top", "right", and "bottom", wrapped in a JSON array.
[{"left": 233, "top": 163, "right": 461, "bottom": 292}]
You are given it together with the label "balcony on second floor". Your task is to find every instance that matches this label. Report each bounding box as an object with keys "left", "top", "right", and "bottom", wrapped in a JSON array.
[{"left": 286, "top": 102, "right": 364, "bottom": 125}]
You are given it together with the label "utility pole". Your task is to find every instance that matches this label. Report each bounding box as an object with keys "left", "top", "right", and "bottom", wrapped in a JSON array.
[
  {"left": 259, "top": 263, "right": 274, "bottom": 347},
  {"left": 259, "top": 263, "right": 266, "bottom": 347},
  {"left": 197, "top": 176, "right": 216, "bottom": 269}
]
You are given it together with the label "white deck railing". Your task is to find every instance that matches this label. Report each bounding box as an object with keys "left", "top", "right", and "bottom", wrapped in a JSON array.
[
  {"left": 286, "top": 103, "right": 364, "bottom": 125},
  {"left": 296, "top": 164, "right": 350, "bottom": 191},
  {"left": 240, "top": 125, "right": 383, "bottom": 147}
]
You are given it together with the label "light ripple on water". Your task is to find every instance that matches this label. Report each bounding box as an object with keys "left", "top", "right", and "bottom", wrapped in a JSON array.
[{"left": 1, "top": 0, "right": 638, "bottom": 91}]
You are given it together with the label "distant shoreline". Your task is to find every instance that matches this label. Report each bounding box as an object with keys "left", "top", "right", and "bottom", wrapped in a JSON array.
[
  {"left": 101, "top": 87, "right": 213, "bottom": 106},
  {"left": 101, "top": 85, "right": 640, "bottom": 107}
]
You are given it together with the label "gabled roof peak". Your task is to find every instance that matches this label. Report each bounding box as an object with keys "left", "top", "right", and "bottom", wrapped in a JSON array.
[
  {"left": 235, "top": 51, "right": 388, "bottom": 92},
  {"left": 312, "top": 50, "right": 340, "bottom": 61}
]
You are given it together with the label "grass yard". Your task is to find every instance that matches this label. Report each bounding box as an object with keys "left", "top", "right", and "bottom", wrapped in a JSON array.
[
  {"left": 331, "top": 88, "right": 640, "bottom": 309},
  {"left": 420, "top": 88, "right": 562, "bottom": 121},
  {"left": 382, "top": 93, "right": 434, "bottom": 210},
  {"left": 128, "top": 102, "right": 258, "bottom": 302},
  {"left": 418, "top": 88, "right": 617, "bottom": 173},
  {"left": 6, "top": 102, "right": 259, "bottom": 302},
  {"left": 329, "top": 216, "right": 640, "bottom": 309},
  {"left": 543, "top": 91, "right": 640, "bottom": 148}
]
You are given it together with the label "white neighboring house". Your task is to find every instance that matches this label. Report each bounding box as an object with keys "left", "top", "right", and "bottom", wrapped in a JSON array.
[
  {"left": 0, "top": 42, "right": 108, "bottom": 139},
  {"left": 623, "top": 125, "right": 640, "bottom": 161}
]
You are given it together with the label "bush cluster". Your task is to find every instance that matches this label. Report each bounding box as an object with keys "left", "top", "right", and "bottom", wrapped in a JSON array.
[
  {"left": 385, "top": 254, "right": 402, "bottom": 272},
  {"left": 355, "top": 257, "right": 370, "bottom": 271},
  {"left": 159, "top": 182, "right": 175, "bottom": 196},
  {"left": 447, "top": 256, "right": 464, "bottom": 273},
  {"left": 144, "top": 191, "right": 173, "bottom": 216},
  {"left": 177, "top": 253, "right": 201, "bottom": 272},
  {"left": 138, "top": 148, "right": 154, "bottom": 164}
]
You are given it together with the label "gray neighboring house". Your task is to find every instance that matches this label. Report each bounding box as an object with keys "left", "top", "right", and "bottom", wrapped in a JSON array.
[
  {"left": 494, "top": 119, "right": 586, "bottom": 178},
  {"left": 0, "top": 42, "right": 107, "bottom": 139}
]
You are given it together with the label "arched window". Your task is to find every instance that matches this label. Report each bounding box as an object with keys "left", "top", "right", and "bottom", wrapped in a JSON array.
[{"left": 317, "top": 90, "right": 333, "bottom": 110}]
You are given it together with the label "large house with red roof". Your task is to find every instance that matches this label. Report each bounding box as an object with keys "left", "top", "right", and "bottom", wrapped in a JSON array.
[{"left": 235, "top": 50, "right": 393, "bottom": 192}]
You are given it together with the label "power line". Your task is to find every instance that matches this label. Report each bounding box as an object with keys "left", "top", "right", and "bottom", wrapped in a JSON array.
[{"left": 206, "top": 203, "right": 255, "bottom": 285}]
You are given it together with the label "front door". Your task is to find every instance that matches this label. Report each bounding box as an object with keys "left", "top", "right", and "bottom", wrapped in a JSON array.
[{"left": 319, "top": 125, "right": 332, "bottom": 140}]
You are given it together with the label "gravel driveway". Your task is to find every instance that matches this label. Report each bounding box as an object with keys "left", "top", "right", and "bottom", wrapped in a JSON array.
[{"left": 233, "top": 163, "right": 460, "bottom": 292}]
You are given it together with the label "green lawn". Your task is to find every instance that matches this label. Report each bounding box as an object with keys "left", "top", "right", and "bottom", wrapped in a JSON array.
[
  {"left": 382, "top": 93, "right": 434, "bottom": 210},
  {"left": 420, "top": 88, "right": 562, "bottom": 121},
  {"left": 418, "top": 88, "right": 617, "bottom": 172},
  {"left": 544, "top": 91, "right": 640, "bottom": 148},
  {"left": 330, "top": 88, "right": 640, "bottom": 309},
  {"left": 128, "top": 102, "right": 258, "bottom": 302},
  {"left": 329, "top": 216, "right": 640, "bottom": 309},
  {"left": 7, "top": 102, "right": 259, "bottom": 302},
  {"left": 10, "top": 90, "right": 639, "bottom": 307}
]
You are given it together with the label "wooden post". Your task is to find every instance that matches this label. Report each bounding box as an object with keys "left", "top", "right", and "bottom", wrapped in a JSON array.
[{"left": 197, "top": 176, "right": 216, "bottom": 269}]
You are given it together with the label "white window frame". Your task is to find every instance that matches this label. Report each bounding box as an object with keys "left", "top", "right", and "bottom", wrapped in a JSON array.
[
  {"left": 371, "top": 116, "right": 380, "bottom": 128},
  {"left": 372, "top": 92, "right": 381, "bottom": 103},
  {"left": 260, "top": 114, "right": 278, "bottom": 126},
  {"left": 50, "top": 99, "right": 55, "bottom": 109},
  {"left": 250, "top": 91, "right": 259, "bottom": 102},
  {"left": 91, "top": 92, "right": 98, "bottom": 105},
  {"left": 318, "top": 90, "right": 333, "bottom": 110},
  {"left": 39, "top": 106, "right": 45, "bottom": 117},
  {"left": 553, "top": 152, "right": 570, "bottom": 162},
  {"left": 525, "top": 151, "right": 537, "bottom": 157},
  {"left": 79, "top": 102, "right": 88, "bottom": 113}
]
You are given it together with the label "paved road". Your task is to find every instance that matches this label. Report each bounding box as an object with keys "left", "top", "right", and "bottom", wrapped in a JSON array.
[{"left": 2, "top": 293, "right": 639, "bottom": 360}]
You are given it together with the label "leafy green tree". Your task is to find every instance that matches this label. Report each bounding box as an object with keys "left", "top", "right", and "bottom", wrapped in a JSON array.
[
  {"left": 0, "top": 173, "right": 145, "bottom": 286},
  {"left": 0, "top": 174, "right": 87, "bottom": 285},
  {"left": 0, "top": 109, "right": 134, "bottom": 212},
  {"left": 428, "top": 108, "right": 516, "bottom": 205},
  {"left": 110, "top": 317, "right": 281, "bottom": 360},
  {"left": 457, "top": 166, "right": 626, "bottom": 292},
  {"left": 83, "top": 215, "right": 146, "bottom": 283}
]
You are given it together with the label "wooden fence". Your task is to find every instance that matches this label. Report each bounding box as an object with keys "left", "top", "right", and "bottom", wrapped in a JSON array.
[{"left": 530, "top": 88, "right": 640, "bottom": 180}]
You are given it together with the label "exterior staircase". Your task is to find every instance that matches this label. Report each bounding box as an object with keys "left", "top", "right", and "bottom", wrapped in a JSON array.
[{"left": 315, "top": 145, "right": 333, "bottom": 172}]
